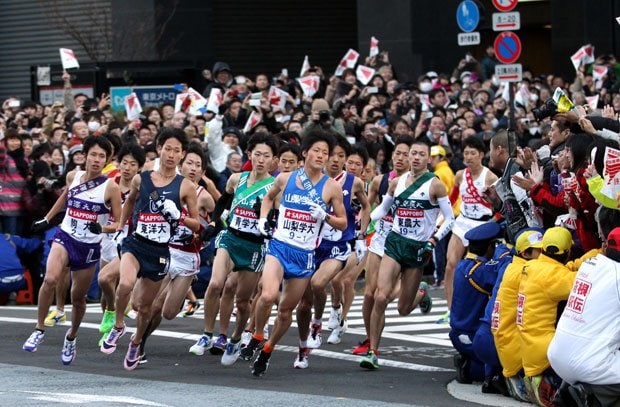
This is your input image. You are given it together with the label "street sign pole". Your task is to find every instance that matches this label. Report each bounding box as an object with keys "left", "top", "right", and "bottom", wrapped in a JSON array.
[{"left": 509, "top": 83, "right": 515, "bottom": 131}]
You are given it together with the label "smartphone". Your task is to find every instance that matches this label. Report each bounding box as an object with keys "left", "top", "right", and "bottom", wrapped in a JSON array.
[
  {"left": 367, "top": 86, "right": 379, "bottom": 94},
  {"left": 465, "top": 53, "right": 472, "bottom": 62}
]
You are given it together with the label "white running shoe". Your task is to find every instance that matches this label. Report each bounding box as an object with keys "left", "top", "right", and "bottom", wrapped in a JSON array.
[
  {"left": 307, "top": 323, "right": 323, "bottom": 349},
  {"left": 327, "top": 320, "right": 347, "bottom": 344},
  {"left": 23, "top": 330, "right": 45, "bottom": 352},
  {"left": 221, "top": 340, "right": 241, "bottom": 366},
  {"left": 240, "top": 331, "right": 252, "bottom": 348},
  {"left": 189, "top": 334, "right": 213, "bottom": 356},
  {"left": 293, "top": 347, "right": 311, "bottom": 369},
  {"left": 327, "top": 307, "right": 341, "bottom": 330},
  {"left": 61, "top": 331, "right": 77, "bottom": 365}
]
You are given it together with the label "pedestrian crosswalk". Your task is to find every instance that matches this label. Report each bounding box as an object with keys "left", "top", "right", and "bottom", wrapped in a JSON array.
[
  {"left": 343, "top": 294, "right": 452, "bottom": 347},
  {"left": 184, "top": 293, "right": 452, "bottom": 348}
]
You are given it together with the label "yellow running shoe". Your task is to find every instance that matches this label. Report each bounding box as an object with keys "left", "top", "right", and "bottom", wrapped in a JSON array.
[{"left": 44, "top": 309, "right": 66, "bottom": 327}]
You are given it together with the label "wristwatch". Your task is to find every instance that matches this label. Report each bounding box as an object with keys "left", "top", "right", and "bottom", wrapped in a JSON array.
[{"left": 325, "top": 214, "right": 331, "bottom": 223}]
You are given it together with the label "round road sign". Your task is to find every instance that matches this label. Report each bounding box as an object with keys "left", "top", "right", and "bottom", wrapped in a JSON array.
[
  {"left": 492, "top": 0, "right": 518, "bottom": 12},
  {"left": 494, "top": 31, "right": 522, "bottom": 64},
  {"left": 456, "top": 0, "right": 480, "bottom": 33}
]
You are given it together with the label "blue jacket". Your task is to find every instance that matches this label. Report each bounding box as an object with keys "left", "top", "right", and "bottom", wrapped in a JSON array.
[
  {"left": 0, "top": 234, "right": 42, "bottom": 278},
  {"left": 481, "top": 244, "right": 514, "bottom": 325},
  {"left": 450, "top": 251, "right": 499, "bottom": 332}
]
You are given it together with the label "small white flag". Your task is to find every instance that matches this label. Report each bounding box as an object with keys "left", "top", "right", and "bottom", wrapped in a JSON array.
[
  {"left": 243, "top": 110, "right": 262, "bottom": 133},
  {"left": 592, "top": 65, "right": 608, "bottom": 81},
  {"left": 300, "top": 55, "right": 311, "bottom": 77},
  {"left": 602, "top": 146, "right": 620, "bottom": 200},
  {"left": 268, "top": 86, "right": 288, "bottom": 110},
  {"left": 59, "top": 48, "right": 80, "bottom": 70},
  {"left": 369, "top": 36, "right": 379, "bottom": 57},
  {"left": 175, "top": 87, "right": 207, "bottom": 115},
  {"left": 570, "top": 44, "right": 595, "bottom": 71},
  {"left": 515, "top": 84, "right": 531, "bottom": 107},
  {"left": 356, "top": 65, "right": 376, "bottom": 86},
  {"left": 124, "top": 92, "right": 142, "bottom": 121},
  {"left": 297, "top": 76, "right": 320, "bottom": 97},
  {"left": 586, "top": 94, "right": 599, "bottom": 111},
  {"left": 206, "top": 88, "right": 223, "bottom": 114},
  {"left": 335, "top": 49, "right": 360, "bottom": 76},
  {"left": 501, "top": 82, "right": 510, "bottom": 103}
]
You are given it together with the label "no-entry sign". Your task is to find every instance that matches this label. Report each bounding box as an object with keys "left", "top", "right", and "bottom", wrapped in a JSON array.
[{"left": 494, "top": 31, "right": 522, "bottom": 64}]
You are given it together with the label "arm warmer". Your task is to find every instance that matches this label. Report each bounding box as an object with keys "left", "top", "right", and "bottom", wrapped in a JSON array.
[
  {"left": 370, "top": 194, "right": 394, "bottom": 221},
  {"left": 433, "top": 196, "right": 455, "bottom": 241},
  {"left": 211, "top": 191, "right": 233, "bottom": 222}
]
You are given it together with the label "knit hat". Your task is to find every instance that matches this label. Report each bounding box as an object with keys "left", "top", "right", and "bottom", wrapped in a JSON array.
[{"left": 311, "top": 98, "right": 330, "bottom": 113}]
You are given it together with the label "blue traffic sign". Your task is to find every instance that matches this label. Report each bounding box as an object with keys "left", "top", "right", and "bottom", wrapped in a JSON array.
[{"left": 456, "top": 0, "right": 480, "bottom": 33}]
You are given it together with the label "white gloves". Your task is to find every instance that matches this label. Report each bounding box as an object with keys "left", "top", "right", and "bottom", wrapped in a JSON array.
[
  {"left": 309, "top": 202, "right": 327, "bottom": 221},
  {"left": 536, "top": 145, "right": 551, "bottom": 161},
  {"left": 355, "top": 239, "right": 367, "bottom": 263},
  {"left": 162, "top": 199, "right": 181, "bottom": 220},
  {"left": 257, "top": 218, "right": 272, "bottom": 237}
]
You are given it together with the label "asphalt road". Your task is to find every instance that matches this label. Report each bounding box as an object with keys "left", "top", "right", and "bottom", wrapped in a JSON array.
[{"left": 0, "top": 291, "right": 521, "bottom": 406}]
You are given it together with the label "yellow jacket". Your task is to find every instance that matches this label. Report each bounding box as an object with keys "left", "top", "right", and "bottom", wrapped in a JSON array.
[
  {"left": 434, "top": 160, "right": 459, "bottom": 216},
  {"left": 586, "top": 175, "right": 618, "bottom": 209},
  {"left": 517, "top": 254, "right": 576, "bottom": 376},
  {"left": 492, "top": 256, "right": 526, "bottom": 377}
]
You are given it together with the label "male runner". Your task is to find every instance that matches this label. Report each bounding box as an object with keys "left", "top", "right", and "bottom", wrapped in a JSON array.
[
  {"left": 293, "top": 135, "right": 369, "bottom": 368},
  {"left": 23, "top": 136, "right": 122, "bottom": 365},
  {"left": 353, "top": 135, "right": 413, "bottom": 355},
  {"left": 98, "top": 144, "right": 146, "bottom": 342},
  {"left": 440, "top": 136, "right": 497, "bottom": 324},
  {"left": 141, "top": 142, "right": 214, "bottom": 362},
  {"left": 189, "top": 133, "right": 278, "bottom": 366},
  {"left": 361, "top": 140, "right": 455, "bottom": 369},
  {"left": 243, "top": 131, "right": 347, "bottom": 376},
  {"left": 100, "top": 128, "right": 199, "bottom": 371}
]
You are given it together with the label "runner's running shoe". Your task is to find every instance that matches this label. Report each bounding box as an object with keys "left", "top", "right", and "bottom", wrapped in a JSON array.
[
  {"left": 61, "top": 331, "right": 77, "bottom": 365},
  {"left": 99, "top": 310, "right": 115, "bottom": 333},
  {"left": 189, "top": 334, "right": 213, "bottom": 356},
  {"left": 307, "top": 323, "right": 323, "bottom": 349},
  {"left": 327, "top": 307, "right": 341, "bottom": 330},
  {"left": 252, "top": 350, "right": 271, "bottom": 376},
  {"left": 436, "top": 310, "right": 450, "bottom": 325},
  {"left": 360, "top": 350, "right": 379, "bottom": 370},
  {"left": 240, "top": 337, "right": 263, "bottom": 361},
  {"left": 352, "top": 338, "right": 370, "bottom": 355},
  {"left": 44, "top": 310, "right": 66, "bottom": 327},
  {"left": 418, "top": 282, "right": 433, "bottom": 314},
  {"left": 293, "top": 347, "right": 311, "bottom": 369},
  {"left": 100, "top": 324, "right": 126, "bottom": 354},
  {"left": 23, "top": 330, "right": 45, "bottom": 352},
  {"left": 124, "top": 337, "right": 141, "bottom": 371},
  {"left": 327, "top": 319, "right": 347, "bottom": 344},
  {"left": 221, "top": 340, "right": 241, "bottom": 366},
  {"left": 210, "top": 333, "right": 227, "bottom": 355},
  {"left": 240, "top": 331, "right": 252, "bottom": 348},
  {"left": 182, "top": 301, "right": 200, "bottom": 317}
]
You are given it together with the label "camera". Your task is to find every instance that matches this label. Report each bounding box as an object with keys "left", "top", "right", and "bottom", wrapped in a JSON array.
[
  {"left": 532, "top": 98, "right": 558, "bottom": 122},
  {"left": 318, "top": 110, "right": 330, "bottom": 122}
]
